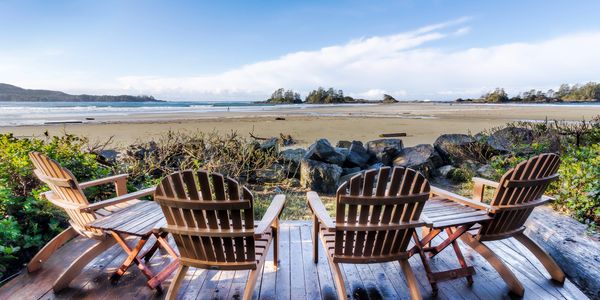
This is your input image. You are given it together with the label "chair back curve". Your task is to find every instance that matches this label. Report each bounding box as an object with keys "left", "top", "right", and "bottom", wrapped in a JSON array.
[
  {"left": 333, "top": 166, "right": 430, "bottom": 263},
  {"left": 478, "top": 153, "right": 561, "bottom": 240},
  {"left": 28, "top": 152, "right": 103, "bottom": 239},
  {"left": 155, "top": 170, "right": 258, "bottom": 269}
]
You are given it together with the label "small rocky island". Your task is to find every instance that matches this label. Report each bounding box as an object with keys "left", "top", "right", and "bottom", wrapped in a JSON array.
[
  {"left": 259, "top": 87, "right": 399, "bottom": 104},
  {"left": 0, "top": 83, "right": 164, "bottom": 102}
]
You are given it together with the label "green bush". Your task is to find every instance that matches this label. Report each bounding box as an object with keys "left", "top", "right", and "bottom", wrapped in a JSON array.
[
  {"left": 0, "top": 133, "right": 109, "bottom": 280},
  {"left": 550, "top": 145, "right": 600, "bottom": 225}
]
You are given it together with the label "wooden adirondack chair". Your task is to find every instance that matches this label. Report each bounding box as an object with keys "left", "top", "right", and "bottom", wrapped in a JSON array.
[
  {"left": 431, "top": 153, "right": 565, "bottom": 296},
  {"left": 28, "top": 152, "right": 155, "bottom": 292},
  {"left": 154, "top": 170, "right": 286, "bottom": 300},
  {"left": 307, "top": 167, "right": 430, "bottom": 300}
]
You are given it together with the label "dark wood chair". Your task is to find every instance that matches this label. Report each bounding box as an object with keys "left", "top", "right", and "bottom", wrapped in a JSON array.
[
  {"left": 307, "top": 167, "right": 430, "bottom": 300},
  {"left": 28, "top": 152, "right": 155, "bottom": 292},
  {"left": 431, "top": 153, "right": 565, "bottom": 296},
  {"left": 154, "top": 170, "right": 286, "bottom": 300}
]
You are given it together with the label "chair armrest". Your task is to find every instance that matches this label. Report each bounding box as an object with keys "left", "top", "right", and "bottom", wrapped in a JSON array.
[
  {"left": 255, "top": 194, "right": 286, "bottom": 237},
  {"left": 81, "top": 187, "right": 155, "bottom": 212},
  {"left": 430, "top": 186, "right": 494, "bottom": 212},
  {"left": 472, "top": 177, "right": 500, "bottom": 188},
  {"left": 471, "top": 177, "right": 500, "bottom": 202},
  {"left": 79, "top": 174, "right": 129, "bottom": 196},
  {"left": 306, "top": 191, "right": 335, "bottom": 231}
]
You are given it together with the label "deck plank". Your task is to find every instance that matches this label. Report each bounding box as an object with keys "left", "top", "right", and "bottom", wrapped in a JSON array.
[{"left": 0, "top": 222, "right": 589, "bottom": 300}]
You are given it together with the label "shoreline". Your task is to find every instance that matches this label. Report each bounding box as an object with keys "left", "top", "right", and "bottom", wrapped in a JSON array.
[{"left": 2, "top": 102, "right": 599, "bottom": 148}]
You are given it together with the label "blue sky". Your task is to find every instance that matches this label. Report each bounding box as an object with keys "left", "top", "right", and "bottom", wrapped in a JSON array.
[{"left": 1, "top": 0, "right": 600, "bottom": 100}]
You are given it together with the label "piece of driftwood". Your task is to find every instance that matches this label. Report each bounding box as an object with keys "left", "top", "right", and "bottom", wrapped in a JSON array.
[{"left": 379, "top": 132, "right": 407, "bottom": 137}]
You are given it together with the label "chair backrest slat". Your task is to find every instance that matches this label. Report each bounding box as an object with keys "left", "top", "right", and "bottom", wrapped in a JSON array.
[
  {"left": 334, "top": 167, "right": 429, "bottom": 262},
  {"left": 155, "top": 170, "right": 256, "bottom": 268},
  {"left": 479, "top": 153, "right": 560, "bottom": 239},
  {"left": 29, "top": 152, "right": 104, "bottom": 239}
]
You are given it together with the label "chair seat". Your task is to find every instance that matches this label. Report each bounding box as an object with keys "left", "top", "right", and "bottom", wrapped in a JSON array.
[{"left": 422, "top": 197, "right": 492, "bottom": 229}]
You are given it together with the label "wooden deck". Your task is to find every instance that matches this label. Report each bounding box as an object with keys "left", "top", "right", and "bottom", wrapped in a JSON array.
[{"left": 0, "top": 221, "right": 588, "bottom": 300}]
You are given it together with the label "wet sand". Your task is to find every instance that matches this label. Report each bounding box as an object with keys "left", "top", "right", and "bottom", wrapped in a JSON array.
[{"left": 2, "top": 103, "right": 598, "bottom": 148}]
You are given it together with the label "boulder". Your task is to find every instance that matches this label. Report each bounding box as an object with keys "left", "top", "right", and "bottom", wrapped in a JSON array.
[
  {"left": 433, "top": 134, "right": 476, "bottom": 165},
  {"left": 279, "top": 148, "right": 306, "bottom": 178},
  {"left": 300, "top": 158, "right": 342, "bottom": 194},
  {"left": 342, "top": 167, "right": 361, "bottom": 176},
  {"left": 487, "top": 127, "right": 534, "bottom": 153},
  {"left": 260, "top": 138, "right": 279, "bottom": 153},
  {"left": 435, "top": 165, "right": 456, "bottom": 177},
  {"left": 393, "top": 144, "right": 443, "bottom": 176},
  {"left": 366, "top": 139, "right": 403, "bottom": 165},
  {"left": 254, "top": 164, "right": 286, "bottom": 183},
  {"left": 305, "top": 139, "right": 346, "bottom": 165},
  {"left": 127, "top": 141, "right": 158, "bottom": 159},
  {"left": 339, "top": 169, "right": 363, "bottom": 185},
  {"left": 98, "top": 149, "right": 118, "bottom": 165},
  {"left": 336, "top": 140, "right": 352, "bottom": 148},
  {"left": 368, "top": 162, "right": 385, "bottom": 170},
  {"left": 345, "top": 141, "right": 371, "bottom": 168},
  {"left": 476, "top": 164, "right": 495, "bottom": 178}
]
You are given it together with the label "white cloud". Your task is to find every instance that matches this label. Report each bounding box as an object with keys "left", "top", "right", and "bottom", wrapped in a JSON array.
[{"left": 2, "top": 17, "right": 600, "bottom": 101}]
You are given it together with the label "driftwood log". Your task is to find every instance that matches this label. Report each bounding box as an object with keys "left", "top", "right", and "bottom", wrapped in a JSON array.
[{"left": 525, "top": 206, "right": 600, "bottom": 298}]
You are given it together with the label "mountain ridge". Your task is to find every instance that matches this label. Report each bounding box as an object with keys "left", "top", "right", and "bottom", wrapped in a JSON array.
[{"left": 0, "top": 83, "right": 163, "bottom": 102}]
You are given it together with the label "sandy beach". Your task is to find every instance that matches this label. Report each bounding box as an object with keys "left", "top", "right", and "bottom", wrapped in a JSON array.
[{"left": 2, "top": 103, "right": 599, "bottom": 148}]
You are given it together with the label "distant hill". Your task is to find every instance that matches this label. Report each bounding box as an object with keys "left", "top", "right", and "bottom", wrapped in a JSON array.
[{"left": 0, "top": 83, "right": 163, "bottom": 102}]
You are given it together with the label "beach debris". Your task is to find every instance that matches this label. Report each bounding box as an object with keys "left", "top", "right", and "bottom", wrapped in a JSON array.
[
  {"left": 275, "top": 117, "right": 285, "bottom": 120},
  {"left": 366, "top": 138, "right": 403, "bottom": 165},
  {"left": 300, "top": 158, "right": 342, "bottom": 194},
  {"left": 279, "top": 133, "right": 295, "bottom": 146},
  {"left": 379, "top": 132, "right": 407, "bottom": 137},
  {"left": 44, "top": 120, "right": 83, "bottom": 124}
]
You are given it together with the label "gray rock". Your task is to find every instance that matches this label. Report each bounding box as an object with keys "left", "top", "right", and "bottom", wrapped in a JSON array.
[
  {"left": 346, "top": 141, "right": 371, "bottom": 168},
  {"left": 336, "top": 147, "right": 349, "bottom": 157},
  {"left": 254, "top": 164, "right": 286, "bottom": 183},
  {"left": 435, "top": 165, "right": 456, "bottom": 177},
  {"left": 98, "top": 149, "right": 118, "bottom": 165},
  {"left": 476, "top": 164, "right": 495, "bottom": 178},
  {"left": 300, "top": 158, "right": 342, "bottom": 194},
  {"left": 433, "top": 134, "right": 476, "bottom": 165},
  {"left": 342, "top": 167, "right": 361, "bottom": 175},
  {"left": 260, "top": 138, "right": 279, "bottom": 153},
  {"left": 127, "top": 141, "right": 158, "bottom": 159},
  {"left": 487, "top": 127, "right": 534, "bottom": 153},
  {"left": 393, "top": 144, "right": 443, "bottom": 177},
  {"left": 336, "top": 140, "right": 352, "bottom": 148},
  {"left": 368, "top": 162, "right": 385, "bottom": 170},
  {"left": 366, "top": 139, "right": 403, "bottom": 165},
  {"left": 305, "top": 139, "right": 346, "bottom": 165},
  {"left": 279, "top": 148, "right": 306, "bottom": 178}
]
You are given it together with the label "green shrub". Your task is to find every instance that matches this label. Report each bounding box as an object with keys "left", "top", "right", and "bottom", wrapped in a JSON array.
[
  {"left": 0, "top": 133, "right": 109, "bottom": 280},
  {"left": 549, "top": 144, "right": 600, "bottom": 225}
]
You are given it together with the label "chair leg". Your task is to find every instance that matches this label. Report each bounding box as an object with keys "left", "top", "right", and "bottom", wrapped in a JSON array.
[
  {"left": 27, "top": 226, "right": 78, "bottom": 272},
  {"left": 514, "top": 232, "right": 565, "bottom": 283},
  {"left": 329, "top": 261, "right": 348, "bottom": 300},
  {"left": 399, "top": 259, "right": 423, "bottom": 300},
  {"left": 313, "top": 215, "right": 319, "bottom": 263},
  {"left": 166, "top": 265, "right": 189, "bottom": 300},
  {"left": 273, "top": 219, "right": 279, "bottom": 267},
  {"left": 242, "top": 268, "right": 261, "bottom": 300},
  {"left": 461, "top": 234, "right": 525, "bottom": 297},
  {"left": 52, "top": 237, "right": 116, "bottom": 292}
]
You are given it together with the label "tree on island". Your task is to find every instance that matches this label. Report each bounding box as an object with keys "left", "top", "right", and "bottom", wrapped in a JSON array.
[
  {"left": 482, "top": 88, "right": 509, "bottom": 102},
  {"left": 459, "top": 82, "right": 600, "bottom": 103},
  {"left": 382, "top": 94, "right": 399, "bottom": 103},
  {"left": 305, "top": 87, "right": 346, "bottom": 104},
  {"left": 266, "top": 88, "right": 302, "bottom": 104}
]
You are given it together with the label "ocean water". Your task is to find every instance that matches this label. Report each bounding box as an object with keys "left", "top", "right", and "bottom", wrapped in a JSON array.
[{"left": 0, "top": 101, "right": 375, "bottom": 126}]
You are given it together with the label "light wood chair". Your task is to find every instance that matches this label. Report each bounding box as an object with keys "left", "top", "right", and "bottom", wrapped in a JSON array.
[
  {"left": 154, "top": 170, "right": 286, "bottom": 300},
  {"left": 28, "top": 152, "right": 155, "bottom": 292},
  {"left": 307, "top": 166, "right": 430, "bottom": 300},
  {"left": 431, "top": 153, "right": 565, "bottom": 296}
]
